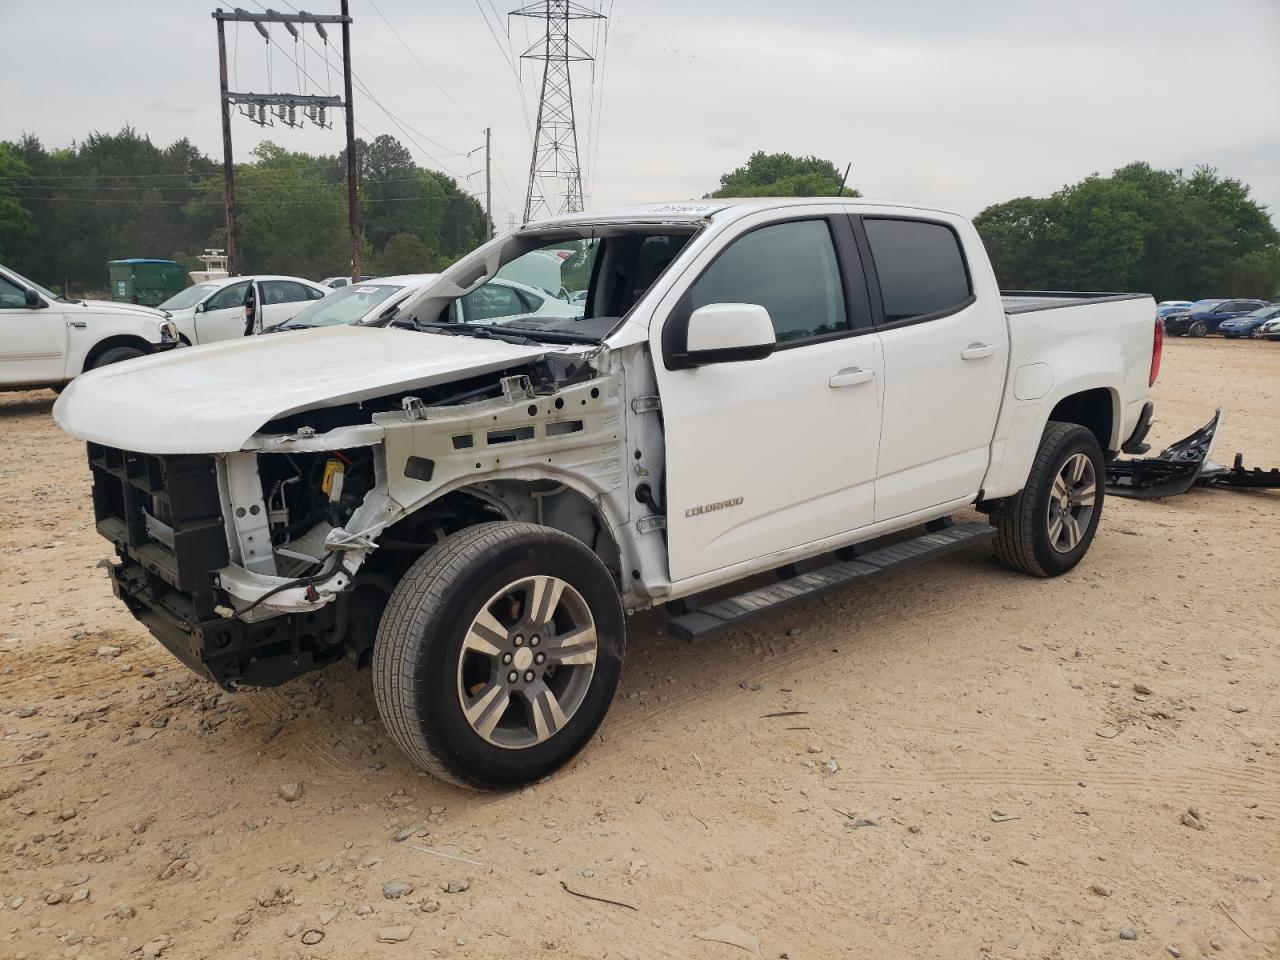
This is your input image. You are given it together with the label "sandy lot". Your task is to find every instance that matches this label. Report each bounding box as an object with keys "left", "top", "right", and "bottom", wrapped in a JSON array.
[{"left": 2, "top": 337, "right": 1277, "bottom": 960}]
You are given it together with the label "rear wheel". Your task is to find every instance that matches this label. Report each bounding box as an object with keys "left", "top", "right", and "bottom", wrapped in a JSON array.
[
  {"left": 993, "top": 422, "right": 1104, "bottom": 578},
  {"left": 91, "top": 345, "right": 146, "bottom": 369},
  {"left": 374, "top": 522, "right": 625, "bottom": 789},
  {"left": 1249, "top": 326, "right": 1263, "bottom": 339}
]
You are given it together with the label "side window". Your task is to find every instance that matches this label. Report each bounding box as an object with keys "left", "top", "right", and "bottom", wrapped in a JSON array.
[
  {"left": 307, "top": 285, "right": 327, "bottom": 300},
  {"left": 205, "top": 280, "right": 251, "bottom": 311},
  {"left": 461, "top": 282, "right": 524, "bottom": 322},
  {"left": 689, "top": 219, "right": 848, "bottom": 343},
  {"left": 262, "top": 281, "right": 312, "bottom": 305},
  {"left": 863, "top": 218, "right": 972, "bottom": 323},
  {"left": 0, "top": 276, "right": 28, "bottom": 309},
  {"left": 514, "top": 287, "right": 544, "bottom": 312}
]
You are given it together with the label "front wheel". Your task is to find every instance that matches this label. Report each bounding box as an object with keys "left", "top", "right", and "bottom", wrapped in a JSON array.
[
  {"left": 1188, "top": 320, "right": 1208, "bottom": 338},
  {"left": 91, "top": 345, "right": 146, "bottom": 368},
  {"left": 374, "top": 522, "right": 625, "bottom": 790},
  {"left": 993, "top": 421, "right": 1104, "bottom": 578}
]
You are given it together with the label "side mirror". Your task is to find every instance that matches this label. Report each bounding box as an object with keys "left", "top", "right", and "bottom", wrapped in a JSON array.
[
  {"left": 194, "top": 300, "right": 205, "bottom": 313},
  {"left": 25, "top": 288, "right": 41, "bottom": 308},
  {"left": 684, "top": 303, "right": 776, "bottom": 366}
]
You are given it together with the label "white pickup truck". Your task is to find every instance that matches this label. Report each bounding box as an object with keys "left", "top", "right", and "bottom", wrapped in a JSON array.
[
  {"left": 53, "top": 198, "right": 1161, "bottom": 789},
  {"left": 1, "top": 263, "right": 180, "bottom": 390}
]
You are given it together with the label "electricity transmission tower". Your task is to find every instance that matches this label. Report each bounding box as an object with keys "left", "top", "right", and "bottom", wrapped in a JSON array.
[{"left": 512, "top": 1, "right": 603, "bottom": 223}]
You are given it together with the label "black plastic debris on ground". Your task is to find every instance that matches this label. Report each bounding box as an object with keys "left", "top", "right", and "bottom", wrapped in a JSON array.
[{"left": 1106, "top": 409, "right": 1280, "bottom": 499}]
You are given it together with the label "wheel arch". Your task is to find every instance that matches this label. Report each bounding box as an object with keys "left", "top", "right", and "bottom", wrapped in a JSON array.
[
  {"left": 81, "top": 334, "right": 154, "bottom": 372},
  {"left": 1046, "top": 386, "right": 1118, "bottom": 455},
  {"left": 388, "top": 470, "right": 631, "bottom": 589}
]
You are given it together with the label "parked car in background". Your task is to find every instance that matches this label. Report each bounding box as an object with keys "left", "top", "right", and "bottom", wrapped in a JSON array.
[
  {"left": 1217, "top": 304, "right": 1280, "bottom": 338},
  {"left": 1162, "top": 299, "right": 1269, "bottom": 337},
  {"left": 263, "top": 275, "right": 439, "bottom": 332},
  {"left": 1258, "top": 314, "right": 1280, "bottom": 340},
  {"left": 321, "top": 275, "right": 374, "bottom": 289},
  {"left": 1156, "top": 301, "right": 1193, "bottom": 320},
  {"left": 1, "top": 262, "right": 179, "bottom": 391},
  {"left": 160, "top": 275, "right": 329, "bottom": 345}
]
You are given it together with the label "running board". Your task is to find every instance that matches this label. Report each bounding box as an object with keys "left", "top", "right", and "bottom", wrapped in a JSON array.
[{"left": 665, "top": 522, "right": 996, "bottom": 642}]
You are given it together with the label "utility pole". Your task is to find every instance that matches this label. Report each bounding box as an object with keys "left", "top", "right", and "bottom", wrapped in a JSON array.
[
  {"left": 215, "top": 14, "right": 238, "bottom": 276},
  {"left": 484, "top": 127, "right": 493, "bottom": 239},
  {"left": 211, "top": 6, "right": 356, "bottom": 278},
  {"left": 512, "top": 0, "right": 603, "bottom": 223},
  {"left": 339, "top": 0, "right": 361, "bottom": 281}
]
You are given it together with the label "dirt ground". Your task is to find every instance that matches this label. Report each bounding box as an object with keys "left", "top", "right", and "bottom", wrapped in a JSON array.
[{"left": 2, "top": 337, "right": 1277, "bottom": 960}]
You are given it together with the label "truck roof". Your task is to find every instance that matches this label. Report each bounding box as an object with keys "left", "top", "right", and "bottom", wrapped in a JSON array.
[{"left": 526, "top": 197, "right": 965, "bottom": 228}]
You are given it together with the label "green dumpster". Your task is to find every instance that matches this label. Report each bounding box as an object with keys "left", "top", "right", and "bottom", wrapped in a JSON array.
[{"left": 108, "top": 259, "right": 187, "bottom": 307}]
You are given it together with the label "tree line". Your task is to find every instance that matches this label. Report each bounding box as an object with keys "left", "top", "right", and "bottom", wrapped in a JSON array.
[
  {"left": 1, "top": 139, "right": 1277, "bottom": 302},
  {"left": 711, "top": 152, "right": 1279, "bottom": 302},
  {"left": 0, "top": 127, "right": 488, "bottom": 292}
]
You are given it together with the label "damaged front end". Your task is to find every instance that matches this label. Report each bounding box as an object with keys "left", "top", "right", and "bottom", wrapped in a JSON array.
[
  {"left": 1105, "top": 409, "right": 1280, "bottom": 499},
  {"left": 92, "top": 351, "right": 628, "bottom": 690}
]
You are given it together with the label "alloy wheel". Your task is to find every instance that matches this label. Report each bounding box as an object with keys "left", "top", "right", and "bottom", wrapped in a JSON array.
[
  {"left": 1046, "top": 452, "right": 1097, "bottom": 554},
  {"left": 456, "top": 575, "right": 598, "bottom": 749}
]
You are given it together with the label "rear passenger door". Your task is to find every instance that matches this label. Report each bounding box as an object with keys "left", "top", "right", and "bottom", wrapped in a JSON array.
[
  {"left": 258, "top": 280, "right": 322, "bottom": 331},
  {"left": 856, "top": 215, "right": 1008, "bottom": 522}
]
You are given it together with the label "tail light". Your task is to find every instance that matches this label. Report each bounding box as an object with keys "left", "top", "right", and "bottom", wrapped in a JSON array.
[{"left": 1150, "top": 316, "right": 1163, "bottom": 386}]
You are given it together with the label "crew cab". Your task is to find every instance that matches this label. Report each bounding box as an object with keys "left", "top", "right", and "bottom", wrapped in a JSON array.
[
  {"left": 159, "top": 275, "right": 329, "bottom": 345},
  {"left": 53, "top": 199, "right": 1161, "bottom": 790},
  {"left": 1, "top": 263, "right": 179, "bottom": 390}
]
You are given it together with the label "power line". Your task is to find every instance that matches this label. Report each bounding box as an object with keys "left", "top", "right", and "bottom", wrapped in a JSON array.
[{"left": 365, "top": 0, "right": 484, "bottom": 131}]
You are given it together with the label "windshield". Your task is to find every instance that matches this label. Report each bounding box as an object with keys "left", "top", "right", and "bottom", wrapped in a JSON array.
[
  {"left": 160, "top": 283, "right": 221, "bottom": 310},
  {"left": 395, "top": 230, "right": 694, "bottom": 343},
  {"left": 280, "top": 282, "right": 404, "bottom": 328}
]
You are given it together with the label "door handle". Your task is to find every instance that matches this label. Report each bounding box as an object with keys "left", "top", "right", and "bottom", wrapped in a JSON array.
[
  {"left": 67, "top": 320, "right": 87, "bottom": 329},
  {"left": 829, "top": 367, "right": 875, "bottom": 388},
  {"left": 961, "top": 343, "right": 995, "bottom": 360}
]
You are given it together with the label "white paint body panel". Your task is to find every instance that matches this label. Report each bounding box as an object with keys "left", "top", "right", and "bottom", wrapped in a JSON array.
[
  {"left": 53, "top": 325, "right": 559, "bottom": 454},
  {"left": 1, "top": 263, "right": 169, "bottom": 387},
  {"left": 871, "top": 214, "right": 1009, "bottom": 523}
]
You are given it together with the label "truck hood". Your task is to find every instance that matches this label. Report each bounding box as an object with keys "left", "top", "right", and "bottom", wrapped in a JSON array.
[
  {"left": 72, "top": 298, "right": 167, "bottom": 320},
  {"left": 54, "top": 325, "right": 560, "bottom": 454}
]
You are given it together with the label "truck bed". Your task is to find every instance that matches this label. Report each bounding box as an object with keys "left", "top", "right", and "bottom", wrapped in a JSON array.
[{"left": 1002, "top": 290, "right": 1150, "bottom": 315}]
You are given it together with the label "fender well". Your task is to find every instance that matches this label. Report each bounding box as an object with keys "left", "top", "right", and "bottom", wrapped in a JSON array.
[
  {"left": 1046, "top": 387, "right": 1117, "bottom": 455},
  {"left": 82, "top": 335, "right": 155, "bottom": 372}
]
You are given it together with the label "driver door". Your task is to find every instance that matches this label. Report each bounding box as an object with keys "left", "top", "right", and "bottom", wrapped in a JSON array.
[
  {"left": 195, "top": 279, "right": 252, "bottom": 343},
  {"left": 651, "top": 213, "right": 883, "bottom": 583},
  {"left": 0, "top": 274, "right": 67, "bottom": 384}
]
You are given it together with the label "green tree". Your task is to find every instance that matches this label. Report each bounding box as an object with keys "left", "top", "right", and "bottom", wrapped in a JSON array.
[
  {"left": 0, "top": 144, "right": 34, "bottom": 260},
  {"left": 974, "top": 162, "right": 1280, "bottom": 300},
  {"left": 707, "top": 151, "right": 859, "bottom": 198},
  {"left": 377, "top": 232, "right": 434, "bottom": 275}
]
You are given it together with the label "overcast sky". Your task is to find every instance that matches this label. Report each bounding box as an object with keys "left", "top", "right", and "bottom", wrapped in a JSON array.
[{"left": 3, "top": 0, "right": 1278, "bottom": 231}]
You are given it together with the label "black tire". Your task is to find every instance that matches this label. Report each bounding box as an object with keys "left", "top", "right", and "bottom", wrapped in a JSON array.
[
  {"left": 91, "top": 345, "right": 146, "bottom": 369},
  {"left": 374, "top": 522, "right": 625, "bottom": 790},
  {"left": 993, "top": 421, "right": 1105, "bottom": 578},
  {"left": 1188, "top": 320, "right": 1208, "bottom": 338}
]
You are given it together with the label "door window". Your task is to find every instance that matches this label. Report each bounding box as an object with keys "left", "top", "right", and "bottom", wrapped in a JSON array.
[
  {"left": 863, "top": 218, "right": 972, "bottom": 323},
  {"left": 461, "top": 282, "right": 526, "bottom": 322},
  {"left": 0, "top": 276, "right": 28, "bottom": 309},
  {"left": 689, "top": 219, "right": 848, "bottom": 343},
  {"left": 262, "top": 280, "right": 315, "bottom": 304},
  {"left": 205, "top": 280, "right": 251, "bottom": 311}
]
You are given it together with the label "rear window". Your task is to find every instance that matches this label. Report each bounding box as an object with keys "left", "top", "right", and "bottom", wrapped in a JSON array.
[{"left": 864, "top": 218, "right": 971, "bottom": 323}]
